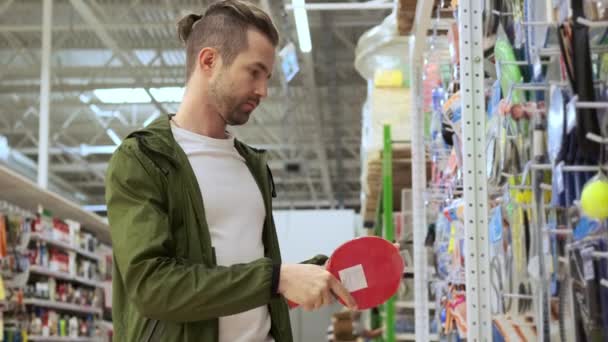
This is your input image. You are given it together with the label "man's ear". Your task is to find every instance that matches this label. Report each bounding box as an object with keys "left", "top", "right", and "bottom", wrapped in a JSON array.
[{"left": 198, "top": 47, "right": 221, "bottom": 75}]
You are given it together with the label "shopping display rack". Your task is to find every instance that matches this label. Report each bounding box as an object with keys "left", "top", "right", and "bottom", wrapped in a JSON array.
[
  {"left": 405, "top": 0, "right": 608, "bottom": 341},
  {"left": 0, "top": 164, "right": 113, "bottom": 341}
]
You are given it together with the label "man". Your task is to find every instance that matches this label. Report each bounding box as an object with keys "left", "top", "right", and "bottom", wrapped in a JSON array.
[{"left": 104, "top": 1, "right": 356, "bottom": 341}]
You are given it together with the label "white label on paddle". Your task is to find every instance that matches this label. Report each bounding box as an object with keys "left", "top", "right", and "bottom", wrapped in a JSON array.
[{"left": 339, "top": 264, "right": 368, "bottom": 292}]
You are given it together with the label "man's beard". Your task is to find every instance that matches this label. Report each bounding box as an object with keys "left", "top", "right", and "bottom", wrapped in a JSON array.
[{"left": 209, "top": 74, "right": 250, "bottom": 126}]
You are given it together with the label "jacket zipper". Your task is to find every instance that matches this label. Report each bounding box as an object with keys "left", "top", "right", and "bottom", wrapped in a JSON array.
[
  {"left": 143, "top": 319, "right": 160, "bottom": 342},
  {"left": 267, "top": 165, "right": 277, "bottom": 198}
]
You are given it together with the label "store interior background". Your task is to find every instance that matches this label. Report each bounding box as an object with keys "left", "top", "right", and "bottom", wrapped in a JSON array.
[
  {"left": 5, "top": 0, "right": 608, "bottom": 340},
  {"left": 0, "top": 0, "right": 419, "bottom": 341}
]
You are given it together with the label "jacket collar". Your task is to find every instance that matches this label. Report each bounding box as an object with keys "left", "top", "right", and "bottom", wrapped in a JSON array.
[{"left": 127, "top": 114, "right": 266, "bottom": 167}]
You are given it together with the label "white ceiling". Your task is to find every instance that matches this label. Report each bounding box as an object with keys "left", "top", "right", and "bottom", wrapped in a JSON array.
[{"left": 0, "top": 0, "right": 393, "bottom": 211}]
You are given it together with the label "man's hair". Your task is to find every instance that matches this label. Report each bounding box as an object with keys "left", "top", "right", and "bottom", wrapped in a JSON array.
[{"left": 177, "top": 0, "right": 279, "bottom": 81}]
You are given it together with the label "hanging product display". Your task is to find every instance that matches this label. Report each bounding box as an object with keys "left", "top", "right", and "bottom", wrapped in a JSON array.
[{"left": 418, "top": 0, "right": 608, "bottom": 340}]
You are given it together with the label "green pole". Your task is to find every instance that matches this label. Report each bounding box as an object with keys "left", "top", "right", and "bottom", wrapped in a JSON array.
[
  {"left": 371, "top": 187, "right": 383, "bottom": 341},
  {"left": 374, "top": 185, "right": 383, "bottom": 238},
  {"left": 382, "top": 124, "right": 395, "bottom": 342}
]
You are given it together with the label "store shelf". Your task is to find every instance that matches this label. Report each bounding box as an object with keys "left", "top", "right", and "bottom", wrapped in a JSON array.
[
  {"left": 0, "top": 300, "right": 17, "bottom": 311},
  {"left": 29, "top": 265, "right": 103, "bottom": 288},
  {"left": 23, "top": 298, "right": 102, "bottom": 315},
  {"left": 0, "top": 164, "right": 110, "bottom": 244},
  {"left": 4, "top": 319, "right": 19, "bottom": 325},
  {"left": 396, "top": 333, "right": 439, "bottom": 341},
  {"left": 30, "top": 233, "right": 101, "bottom": 261},
  {"left": 28, "top": 336, "right": 101, "bottom": 342}
]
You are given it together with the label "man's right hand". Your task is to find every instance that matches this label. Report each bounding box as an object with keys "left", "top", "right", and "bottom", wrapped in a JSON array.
[{"left": 278, "top": 264, "right": 357, "bottom": 312}]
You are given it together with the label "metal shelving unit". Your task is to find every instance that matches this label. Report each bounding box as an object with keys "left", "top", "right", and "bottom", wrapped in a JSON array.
[
  {"left": 0, "top": 165, "right": 110, "bottom": 244},
  {"left": 30, "top": 233, "right": 101, "bottom": 262},
  {"left": 408, "top": 0, "right": 433, "bottom": 339},
  {"left": 28, "top": 265, "right": 104, "bottom": 289},
  {"left": 458, "top": 0, "right": 492, "bottom": 339},
  {"left": 23, "top": 298, "right": 102, "bottom": 315},
  {"left": 408, "top": 0, "right": 491, "bottom": 340},
  {"left": 0, "top": 164, "right": 111, "bottom": 339},
  {"left": 28, "top": 336, "right": 102, "bottom": 342}
]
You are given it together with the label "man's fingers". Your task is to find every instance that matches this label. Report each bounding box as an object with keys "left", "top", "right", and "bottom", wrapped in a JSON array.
[{"left": 329, "top": 277, "right": 358, "bottom": 310}]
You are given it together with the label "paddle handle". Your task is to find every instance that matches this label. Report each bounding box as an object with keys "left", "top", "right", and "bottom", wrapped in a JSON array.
[{"left": 287, "top": 257, "right": 334, "bottom": 309}]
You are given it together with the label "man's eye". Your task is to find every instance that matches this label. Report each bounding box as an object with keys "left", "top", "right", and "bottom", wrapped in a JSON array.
[{"left": 251, "top": 70, "right": 259, "bottom": 78}]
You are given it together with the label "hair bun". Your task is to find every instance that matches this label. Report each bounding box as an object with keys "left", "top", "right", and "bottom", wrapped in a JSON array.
[{"left": 177, "top": 13, "right": 203, "bottom": 43}]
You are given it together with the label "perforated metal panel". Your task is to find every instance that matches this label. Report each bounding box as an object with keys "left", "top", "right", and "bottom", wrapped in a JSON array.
[{"left": 458, "top": 1, "right": 492, "bottom": 340}]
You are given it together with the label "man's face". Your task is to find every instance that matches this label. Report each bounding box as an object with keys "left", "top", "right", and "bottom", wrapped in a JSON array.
[{"left": 209, "top": 29, "right": 275, "bottom": 126}]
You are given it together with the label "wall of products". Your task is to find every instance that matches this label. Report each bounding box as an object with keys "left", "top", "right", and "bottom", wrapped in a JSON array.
[{"left": 417, "top": 0, "right": 608, "bottom": 340}]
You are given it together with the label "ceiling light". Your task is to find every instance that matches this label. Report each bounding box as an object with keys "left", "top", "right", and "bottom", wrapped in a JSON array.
[
  {"left": 292, "top": 0, "right": 312, "bottom": 53},
  {"left": 94, "top": 88, "right": 151, "bottom": 104}
]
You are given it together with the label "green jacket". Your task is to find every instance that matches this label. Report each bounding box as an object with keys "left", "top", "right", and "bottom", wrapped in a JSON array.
[{"left": 105, "top": 116, "right": 326, "bottom": 342}]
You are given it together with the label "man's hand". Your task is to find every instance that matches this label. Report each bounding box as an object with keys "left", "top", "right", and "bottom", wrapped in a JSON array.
[{"left": 278, "top": 264, "right": 357, "bottom": 311}]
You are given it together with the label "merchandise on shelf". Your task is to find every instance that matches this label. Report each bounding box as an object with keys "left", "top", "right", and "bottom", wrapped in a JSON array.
[
  {"left": 23, "top": 279, "right": 99, "bottom": 308},
  {"left": 0, "top": 201, "right": 107, "bottom": 341},
  {"left": 417, "top": 0, "right": 608, "bottom": 340},
  {"left": 24, "top": 309, "right": 99, "bottom": 338}
]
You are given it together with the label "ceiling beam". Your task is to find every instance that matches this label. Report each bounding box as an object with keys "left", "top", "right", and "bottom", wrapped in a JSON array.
[
  {"left": 1, "top": 55, "right": 359, "bottom": 80},
  {"left": 69, "top": 0, "right": 171, "bottom": 119},
  {"left": 69, "top": 0, "right": 136, "bottom": 66},
  {"left": 0, "top": 17, "right": 381, "bottom": 34},
  {"left": 0, "top": 79, "right": 366, "bottom": 94},
  {"left": 0, "top": 0, "right": 14, "bottom": 17},
  {"left": 285, "top": 2, "right": 393, "bottom": 11}
]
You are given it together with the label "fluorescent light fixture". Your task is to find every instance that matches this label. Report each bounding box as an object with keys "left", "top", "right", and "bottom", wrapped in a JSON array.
[
  {"left": 79, "top": 93, "right": 91, "bottom": 104},
  {"left": 94, "top": 88, "right": 151, "bottom": 104},
  {"left": 149, "top": 87, "right": 185, "bottom": 103},
  {"left": 82, "top": 204, "right": 107, "bottom": 212},
  {"left": 106, "top": 128, "right": 122, "bottom": 145},
  {"left": 292, "top": 0, "right": 312, "bottom": 53},
  {"left": 79, "top": 145, "right": 117, "bottom": 157},
  {"left": 0, "top": 135, "right": 8, "bottom": 161}
]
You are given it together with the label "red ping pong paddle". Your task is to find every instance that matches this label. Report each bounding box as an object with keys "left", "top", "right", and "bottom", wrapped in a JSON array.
[{"left": 287, "top": 236, "right": 404, "bottom": 310}]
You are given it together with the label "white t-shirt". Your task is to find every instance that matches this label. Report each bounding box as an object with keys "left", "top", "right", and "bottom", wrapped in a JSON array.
[{"left": 171, "top": 122, "right": 273, "bottom": 342}]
